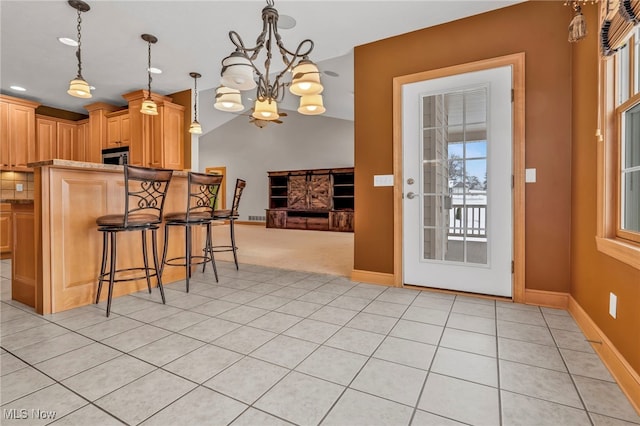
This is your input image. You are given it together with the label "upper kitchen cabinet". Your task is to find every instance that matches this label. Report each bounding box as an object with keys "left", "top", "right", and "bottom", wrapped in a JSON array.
[
  {"left": 106, "top": 110, "right": 130, "bottom": 148},
  {"left": 0, "top": 95, "right": 39, "bottom": 171},
  {"left": 122, "top": 90, "right": 185, "bottom": 170},
  {"left": 75, "top": 119, "right": 89, "bottom": 162},
  {"left": 35, "top": 115, "right": 80, "bottom": 162}
]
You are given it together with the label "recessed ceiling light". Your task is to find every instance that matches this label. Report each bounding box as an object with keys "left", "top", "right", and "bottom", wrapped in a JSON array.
[
  {"left": 90, "top": 86, "right": 96, "bottom": 90},
  {"left": 278, "top": 15, "right": 296, "bottom": 30},
  {"left": 148, "top": 67, "right": 162, "bottom": 74},
  {"left": 324, "top": 70, "right": 339, "bottom": 77},
  {"left": 58, "top": 37, "right": 78, "bottom": 47},
  {"left": 10, "top": 86, "right": 26, "bottom": 92}
]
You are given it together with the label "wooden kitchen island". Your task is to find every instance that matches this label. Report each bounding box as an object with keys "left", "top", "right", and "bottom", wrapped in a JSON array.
[{"left": 18, "top": 160, "right": 201, "bottom": 314}]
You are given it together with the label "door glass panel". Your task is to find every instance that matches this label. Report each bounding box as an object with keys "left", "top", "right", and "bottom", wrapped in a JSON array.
[{"left": 421, "top": 86, "right": 488, "bottom": 265}]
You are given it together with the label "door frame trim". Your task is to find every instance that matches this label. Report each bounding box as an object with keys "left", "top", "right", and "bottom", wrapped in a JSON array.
[{"left": 392, "top": 52, "right": 526, "bottom": 303}]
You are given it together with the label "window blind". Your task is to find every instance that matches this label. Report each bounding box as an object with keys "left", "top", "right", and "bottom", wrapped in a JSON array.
[{"left": 601, "top": 0, "right": 639, "bottom": 55}]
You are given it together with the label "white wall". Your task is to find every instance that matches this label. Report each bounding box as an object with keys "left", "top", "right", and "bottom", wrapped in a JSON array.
[{"left": 197, "top": 110, "right": 354, "bottom": 221}]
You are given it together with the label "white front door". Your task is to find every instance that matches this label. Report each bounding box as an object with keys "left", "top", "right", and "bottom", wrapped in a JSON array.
[{"left": 402, "top": 66, "right": 513, "bottom": 297}]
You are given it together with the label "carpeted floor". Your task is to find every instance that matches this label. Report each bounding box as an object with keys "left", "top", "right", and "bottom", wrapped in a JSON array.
[{"left": 211, "top": 224, "right": 354, "bottom": 277}]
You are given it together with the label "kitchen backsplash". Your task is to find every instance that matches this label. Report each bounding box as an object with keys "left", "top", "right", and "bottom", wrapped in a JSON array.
[{"left": 0, "top": 171, "right": 34, "bottom": 200}]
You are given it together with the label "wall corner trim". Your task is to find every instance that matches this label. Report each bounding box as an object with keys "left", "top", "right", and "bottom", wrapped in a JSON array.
[
  {"left": 568, "top": 296, "right": 640, "bottom": 415},
  {"left": 524, "top": 289, "right": 569, "bottom": 309},
  {"left": 351, "top": 269, "right": 395, "bottom": 287}
]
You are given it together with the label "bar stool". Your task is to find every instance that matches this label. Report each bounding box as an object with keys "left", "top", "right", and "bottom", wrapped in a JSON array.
[
  {"left": 212, "top": 178, "right": 246, "bottom": 270},
  {"left": 161, "top": 172, "right": 223, "bottom": 293},
  {"left": 95, "top": 165, "right": 174, "bottom": 317}
]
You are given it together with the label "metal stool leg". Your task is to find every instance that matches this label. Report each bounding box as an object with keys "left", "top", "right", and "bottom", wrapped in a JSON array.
[
  {"left": 230, "top": 219, "right": 239, "bottom": 270},
  {"left": 142, "top": 230, "right": 152, "bottom": 294},
  {"left": 207, "top": 222, "right": 219, "bottom": 282},
  {"left": 160, "top": 223, "right": 170, "bottom": 279},
  {"left": 185, "top": 224, "right": 192, "bottom": 293},
  {"left": 151, "top": 228, "right": 166, "bottom": 304},
  {"left": 96, "top": 231, "right": 108, "bottom": 304},
  {"left": 106, "top": 232, "right": 117, "bottom": 317}
]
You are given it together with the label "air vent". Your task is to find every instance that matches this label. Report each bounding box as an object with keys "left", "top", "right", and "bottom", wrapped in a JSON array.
[{"left": 248, "top": 215, "right": 266, "bottom": 221}]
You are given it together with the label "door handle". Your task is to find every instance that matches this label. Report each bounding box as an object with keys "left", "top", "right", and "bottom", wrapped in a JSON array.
[{"left": 406, "top": 192, "right": 416, "bottom": 199}]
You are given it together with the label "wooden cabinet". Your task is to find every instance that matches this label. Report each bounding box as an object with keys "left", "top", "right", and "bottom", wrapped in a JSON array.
[
  {"left": 266, "top": 168, "right": 354, "bottom": 232},
  {"left": 106, "top": 110, "right": 130, "bottom": 148},
  {"left": 75, "top": 120, "right": 89, "bottom": 162},
  {"left": 0, "top": 204, "right": 11, "bottom": 259},
  {"left": 0, "top": 95, "right": 38, "bottom": 170},
  {"left": 123, "top": 91, "right": 185, "bottom": 170},
  {"left": 36, "top": 116, "right": 80, "bottom": 162}
]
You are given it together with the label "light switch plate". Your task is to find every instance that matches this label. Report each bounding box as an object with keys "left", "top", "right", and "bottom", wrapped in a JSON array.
[
  {"left": 525, "top": 168, "right": 537, "bottom": 183},
  {"left": 609, "top": 292, "right": 617, "bottom": 319},
  {"left": 374, "top": 175, "right": 394, "bottom": 187},
  {"left": 15, "top": 183, "right": 23, "bottom": 192}
]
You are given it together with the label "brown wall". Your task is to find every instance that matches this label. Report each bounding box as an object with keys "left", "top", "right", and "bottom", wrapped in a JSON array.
[
  {"left": 354, "top": 1, "right": 573, "bottom": 292},
  {"left": 571, "top": 7, "right": 640, "bottom": 373}
]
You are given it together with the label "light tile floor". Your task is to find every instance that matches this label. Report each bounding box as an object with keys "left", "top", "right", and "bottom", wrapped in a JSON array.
[{"left": 1, "top": 258, "right": 639, "bottom": 426}]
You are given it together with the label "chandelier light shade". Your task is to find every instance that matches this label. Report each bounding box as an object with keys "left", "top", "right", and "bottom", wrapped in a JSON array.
[
  {"left": 253, "top": 98, "right": 279, "bottom": 120},
  {"left": 298, "top": 94, "right": 326, "bottom": 115},
  {"left": 290, "top": 60, "right": 323, "bottom": 96},
  {"left": 221, "top": 53, "right": 257, "bottom": 91},
  {"left": 188, "top": 72, "right": 203, "bottom": 134},
  {"left": 66, "top": 0, "right": 92, "bottom": 99},
  {"left": 219, "top": 0, "right": 325, "bottom": 120},
  {"left": 140, "top": 33, "right": 158, "bottom": 116},
  {"left": 214, "top": 86, "right": 244, "bottom": 112}
]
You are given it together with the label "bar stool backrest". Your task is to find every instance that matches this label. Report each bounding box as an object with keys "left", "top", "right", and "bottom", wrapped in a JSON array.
[
  {"left": 124, "top": 165, "right": 174, "bottom": 227},
  {"left": 231, "top": 179, "right": 247, "bottom": 217},
  {"left": 187, "top": 172, "right": 223, "bottom": 221}
]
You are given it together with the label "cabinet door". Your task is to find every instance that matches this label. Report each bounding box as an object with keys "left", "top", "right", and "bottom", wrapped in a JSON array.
[
  {"left": 36, "top": 117, "right": 57, "bottom": 162},
  {"left": 0, "top": 102, "right": 9, "bottom": 167},
  {"left": 0, "top": 207, "right": 11, "bottom": 254},
  {"left": 57, "top": 122, "right": 76, "bottom": 160},
  {"left": 120, "top": 115, "right": 130, "bottom": 145},
  {"left": 309, "top": 174, "right": 331, "bottom": 209},
  {"left": 288, "top": 175, "right": 308, "bottom": 209},
  {"left": 10, "top": 104, "right": 36, "bottom": 168},
  {"left": 162, "top": 106, "right": 183, "bottom": 170},
  {"left": 106, "top": 116, "right": 121, "bottom": 148},
  {"left": 75, "top": 122, "right": 88, "bottom": 162}
]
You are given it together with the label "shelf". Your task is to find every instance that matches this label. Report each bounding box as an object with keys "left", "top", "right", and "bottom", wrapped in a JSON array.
[
  {"left": 333, "top": 196, "right": 354, "bottom": 198},
  {"left": 270, "top": 196, "right": 288, "bottom": 199}
]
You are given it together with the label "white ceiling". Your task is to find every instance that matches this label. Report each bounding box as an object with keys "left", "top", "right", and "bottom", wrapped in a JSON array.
[{"left": 0, "top": 1, "right": 523, "bottom": 121}]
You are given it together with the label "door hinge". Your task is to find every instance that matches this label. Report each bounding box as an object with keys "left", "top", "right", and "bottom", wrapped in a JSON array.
[
  {"left": 511, "top": 89, "right": 514, "bottom": 102},
  {"left": 511, "top": 261, "right": 515, "bottom": 274},
  {"left": 512, "top": 175, "right": 514, "bottom": 189}
]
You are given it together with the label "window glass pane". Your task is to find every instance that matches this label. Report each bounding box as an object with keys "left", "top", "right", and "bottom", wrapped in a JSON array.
[
  {"left": 619, "top": 43, "right": 630, "bottom": 105},
  {"left": 444, "top": 92, "right": 464, "bottom": 126},
  {"left": 622, "top": 170, "right": 640, "bottom": 232},
  {"left": 464, "top": 88, "right": 487, "bottom": 124},
  {"left": 624, "top": 103, "right": 640, "bottom": 169}
]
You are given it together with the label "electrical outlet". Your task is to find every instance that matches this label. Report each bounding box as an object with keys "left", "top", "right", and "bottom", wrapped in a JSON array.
[
  {"left": 609, "top": 292, "right": 617, "bottom": 319},
  {"left": 15, "top": 183, "right": 23, "bottom": 192}
]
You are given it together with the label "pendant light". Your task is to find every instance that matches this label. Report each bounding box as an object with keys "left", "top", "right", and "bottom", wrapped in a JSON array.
[
  {"left": 189, "top": 72, "right": 203, "bottom": 134},
  {"left": 66, "top": 0, "right": 92, "bottom": 99},
  {"left": 140, "top": 34, "right": 158, "bottom": 116}
]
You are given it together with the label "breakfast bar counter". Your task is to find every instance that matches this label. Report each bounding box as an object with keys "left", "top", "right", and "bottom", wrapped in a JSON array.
[{"left": 18, "top": 159, "right": 199, "bottom": 314}]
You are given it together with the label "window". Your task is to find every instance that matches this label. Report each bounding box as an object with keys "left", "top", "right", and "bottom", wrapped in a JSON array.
[{"left": 597, "top": 27, "right": 640, "bottom": 268}]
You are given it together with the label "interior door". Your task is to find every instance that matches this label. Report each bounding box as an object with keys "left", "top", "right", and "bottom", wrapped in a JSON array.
[{"left": 402, "top": 66, "right": 513, "bottom": 297}]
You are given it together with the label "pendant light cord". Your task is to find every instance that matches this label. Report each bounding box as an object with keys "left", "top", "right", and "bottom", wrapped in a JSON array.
[
  {"left": 76, "top": 8, "right": 83, "bottom": 78},
  {"left": 193, "top": 77, "right": 198, "bottom": 121},
  {"left": 147, "top": 41, "right": 152, "bottom": 96}
]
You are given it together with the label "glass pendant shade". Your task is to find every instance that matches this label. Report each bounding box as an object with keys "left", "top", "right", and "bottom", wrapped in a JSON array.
[
  {"left": 140, "top": 98, "right": 158, "bottom": 115},
  {"left": 67, "top": 78, "right": 92, "bottom": 99},
  {"left": 221, "top": 53, "right": 256, "bottom": 90},
  {"left": 189, "top": 120, "right": 203, "bottom": 134},
  {"left": 290, "top": 61, "right": 323, "bottom": 96},
  {"left": 298, "top": 94, "right": 326, "bottom": 115},
  {"left": 214, "top": 86, "right": 244, "bottom": 112},
  {"left": 252, "top": 98, "right": 279, "bottom": 121}
]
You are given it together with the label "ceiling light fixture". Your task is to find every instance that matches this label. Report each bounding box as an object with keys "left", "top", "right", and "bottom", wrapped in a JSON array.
[
  {"left": 189, "top": 72, "right": 203, "bottom": 134},
  {"left": 10, "top": 86, "right": 26, "bottom": 92},
  {"left": 148, "top": 67, "right": 163, "bottom": 74},
  {"left": 66, "top": 0, "right": 92, "bottom": 99},
  {"left": 218, "top": 0, "right": 325, "bottom": 121},
  {"left": 564, "top": 0, "right": 598, "bottom": 42},
  {"left": 140, "top": 33, "right": 158, "bottom": 116},
  {"left": 58, "top": 37, "right": 78, "bottom": 47}
]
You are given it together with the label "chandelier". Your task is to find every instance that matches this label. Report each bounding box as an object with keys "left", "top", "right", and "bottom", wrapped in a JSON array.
[{"left": 216, "top": 0, "right": 325, "bottom": 120}]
